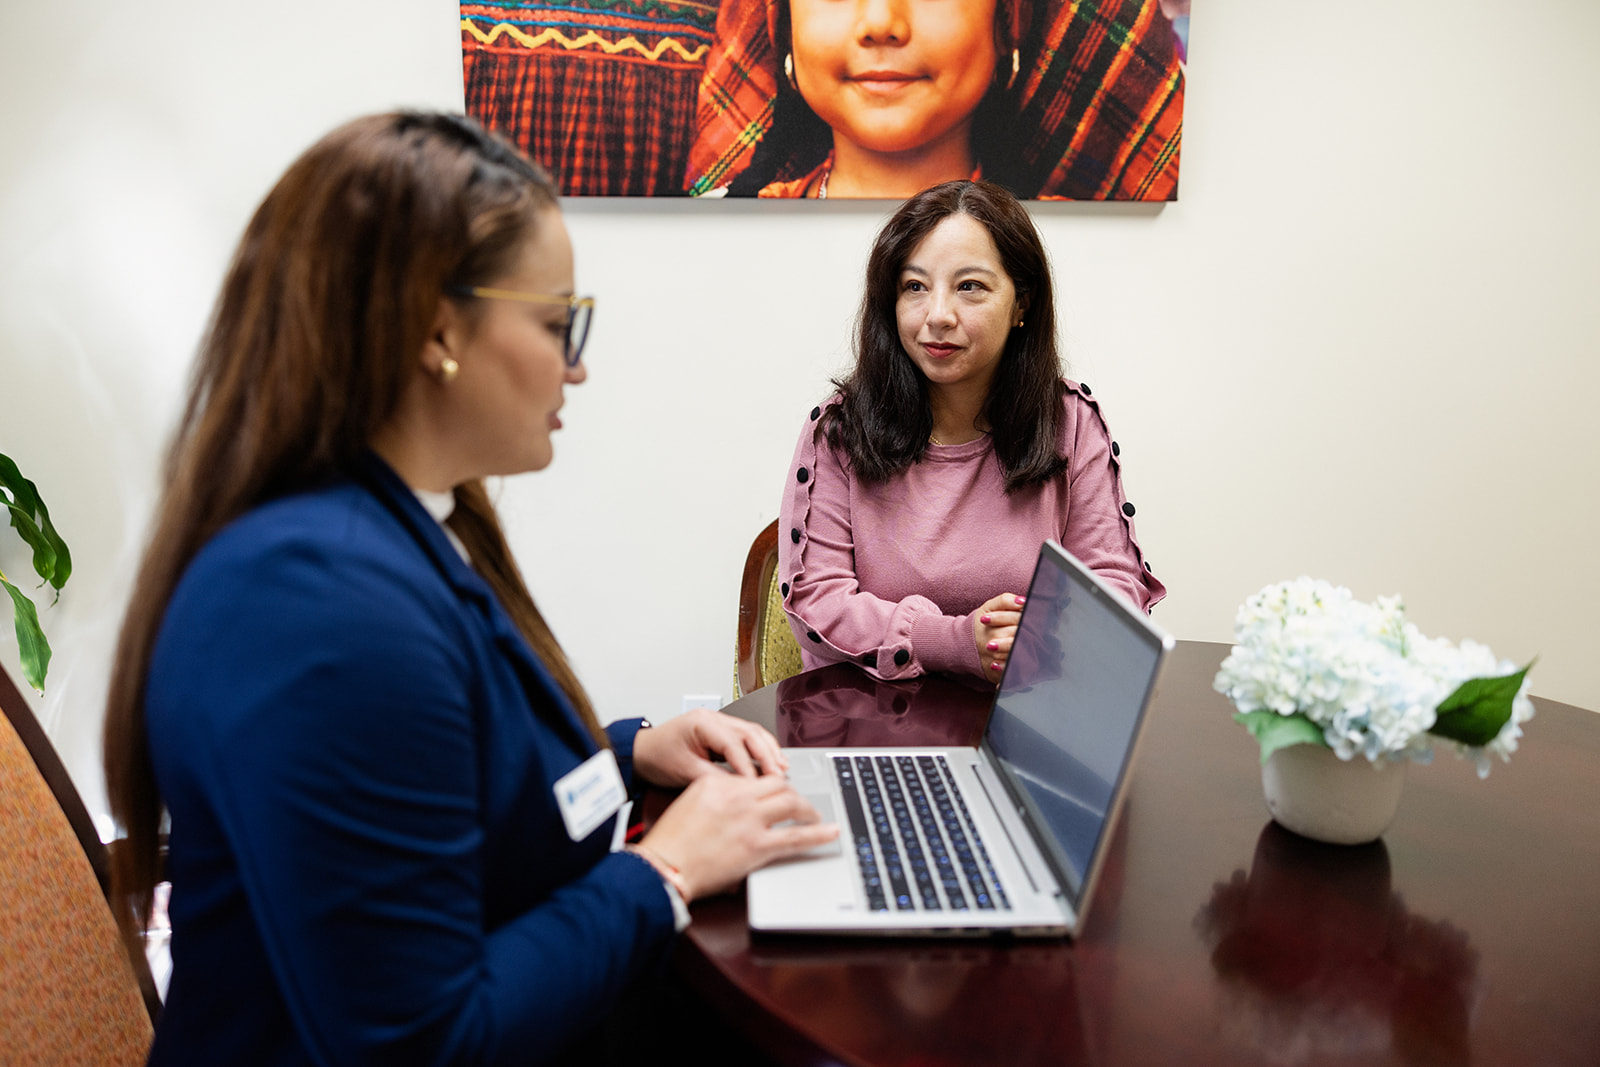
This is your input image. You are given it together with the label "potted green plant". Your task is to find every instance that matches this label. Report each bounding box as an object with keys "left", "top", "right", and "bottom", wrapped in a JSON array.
[{"left": 1, "top": 452, "right": 72, "bottom": 692}]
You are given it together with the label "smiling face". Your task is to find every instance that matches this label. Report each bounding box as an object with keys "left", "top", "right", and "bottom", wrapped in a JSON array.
[
  {"left": 895, "top": 211, "right": 1022, "bottom": 399},
  {"left": 789, "top": 0, "right": 997, "bottom": 158},
  {"left": 446, "top": 207, "right": 586, "bottom": 477}
]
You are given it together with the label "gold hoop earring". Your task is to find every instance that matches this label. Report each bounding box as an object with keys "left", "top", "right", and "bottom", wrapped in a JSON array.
[
  {"left": 438, "top": 357, "right": 460, "bottom": 383},
  {"left": 784, "top": 52, "right": 798, "bottom": 92},
  {"left": 1006, "top": 48, "right": 1020, "bottom": 91}
]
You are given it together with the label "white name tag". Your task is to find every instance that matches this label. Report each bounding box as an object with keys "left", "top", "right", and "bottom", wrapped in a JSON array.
[{"left": 553, "top": 749, "right": 627, "bottom": 843}]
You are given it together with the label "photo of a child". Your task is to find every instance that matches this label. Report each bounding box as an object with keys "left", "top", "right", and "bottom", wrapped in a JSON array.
[{"left": 462, "top": 1, "right": 1186, "bottom": 200}]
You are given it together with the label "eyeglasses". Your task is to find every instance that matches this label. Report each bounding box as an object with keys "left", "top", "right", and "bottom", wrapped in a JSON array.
[{"left": 446, "top": 285, "right": 595, "bottom": 367}]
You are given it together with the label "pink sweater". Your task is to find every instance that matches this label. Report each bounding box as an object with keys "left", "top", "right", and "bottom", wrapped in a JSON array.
[{"left": 778, "top": 382, "right": 1166, "bottom": 681}]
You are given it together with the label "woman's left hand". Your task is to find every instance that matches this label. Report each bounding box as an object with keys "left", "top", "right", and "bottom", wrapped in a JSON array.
[{"left": 633, "top": 707, "right": 789, "bottom": 787}]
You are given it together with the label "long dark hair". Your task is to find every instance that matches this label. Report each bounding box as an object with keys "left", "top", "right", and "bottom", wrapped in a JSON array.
[
  {"left": 729, "top": 1, "right": 1033, "bottom": 196},
  {"left": 103, "top": 111, "right": 605, "bottom": 943},
  {"left": 824, "top": 179, "right": 1066, "bottom": 492}
]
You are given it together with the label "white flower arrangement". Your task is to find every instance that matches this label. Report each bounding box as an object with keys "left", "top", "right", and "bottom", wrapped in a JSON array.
[{"left": 1214, "top": 578, "right": 1535, "bottom": 777}]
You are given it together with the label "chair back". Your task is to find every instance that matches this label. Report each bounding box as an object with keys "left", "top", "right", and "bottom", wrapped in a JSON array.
[
  {"left": 735, "top": 520, "right": 804, "bottom": 698},
  {"left": 0, "top": 662, "right": 158, "bottom": 1062}
]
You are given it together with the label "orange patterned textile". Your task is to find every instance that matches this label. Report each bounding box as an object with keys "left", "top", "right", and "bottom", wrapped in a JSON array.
[
  {"left": 0, "top": 710, "right": 153, "bottom": 1065},
  {"left": 462, "top": 1, "right": 718, "bottom": 196}
]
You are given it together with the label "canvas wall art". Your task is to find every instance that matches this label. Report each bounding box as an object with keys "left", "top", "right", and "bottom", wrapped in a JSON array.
[{"left": 462, "top": 1, "right": 1188, "bottom": 199}]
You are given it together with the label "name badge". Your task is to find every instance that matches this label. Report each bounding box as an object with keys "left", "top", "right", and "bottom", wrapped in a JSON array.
[{"left": 554, "top": 749, "right": 627, "bottom": 843}]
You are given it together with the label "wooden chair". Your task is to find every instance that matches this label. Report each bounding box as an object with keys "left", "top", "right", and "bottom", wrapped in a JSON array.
[
  {"left": 0, "top": 661, "right": 160, "bottom": 1062},
  {"left": 734, "top": 520, "right": 804, "bottom": 699}
]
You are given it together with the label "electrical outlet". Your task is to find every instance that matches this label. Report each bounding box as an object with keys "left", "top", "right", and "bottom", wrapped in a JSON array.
[{"left": 681, "top": 693, "right": 725, "bottom": 715}]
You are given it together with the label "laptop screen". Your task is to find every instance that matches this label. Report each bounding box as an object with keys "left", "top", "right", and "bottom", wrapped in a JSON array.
[{"left": 982, "top": 543, "right": 1167, "bottom": 905}]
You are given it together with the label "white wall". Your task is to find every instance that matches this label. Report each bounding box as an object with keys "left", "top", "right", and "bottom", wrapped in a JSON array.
[{"left": 3, "top": 1, "right": 1596, "bottom": 825}]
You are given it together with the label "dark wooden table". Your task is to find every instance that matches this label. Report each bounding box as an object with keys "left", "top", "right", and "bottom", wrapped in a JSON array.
[{"left": 674, "top": 641, "right": 1600, "bottom": 1066}]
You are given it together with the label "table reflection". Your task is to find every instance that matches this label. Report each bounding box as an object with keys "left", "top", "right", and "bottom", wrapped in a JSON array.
[
  {"left": 773, "top": 664, "right": 993, "bottom": 749},
  {"left": 739, "top": 939, "right": 1095, "bottom": 1066},
  {"left": 1194, "top": 822, "right": 1479, "bottom": 1065}
]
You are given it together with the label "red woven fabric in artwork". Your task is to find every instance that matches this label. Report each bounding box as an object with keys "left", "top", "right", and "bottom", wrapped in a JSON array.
[
  {"left": 461, "top": 2, "right": 717, "bottom": 196},
  {"left": 1022, "top": 0, "right": 1184, "bottom": 199},
  {"left": 685, "top": 0, "right": 782, "bottom": 195}
]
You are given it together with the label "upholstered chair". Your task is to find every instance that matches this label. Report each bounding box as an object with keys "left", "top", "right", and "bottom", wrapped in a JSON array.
[
  {"left": 0, "top": 664, "right": 158, "bottom": 1063},
  {"left": 735, "top": 519, "right": 804, "bottom": 698}
]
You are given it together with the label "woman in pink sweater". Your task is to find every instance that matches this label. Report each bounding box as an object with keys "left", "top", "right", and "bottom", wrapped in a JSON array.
[{"left": 779, "top": 180, "right": 1164, "bottom": 682}]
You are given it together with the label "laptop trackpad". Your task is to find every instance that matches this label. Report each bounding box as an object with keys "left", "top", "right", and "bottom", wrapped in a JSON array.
[{"left": 772, "top": 792, "right": 842, "bottom": 859}]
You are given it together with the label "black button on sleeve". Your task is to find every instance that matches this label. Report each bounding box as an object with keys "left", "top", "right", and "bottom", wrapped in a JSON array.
[
  {"left": 781, "top": 582, "right": 790, "bottom": 596},
  {"left": 810, "top": 406, "right": 821, "bottom": 420},
  {"left": 791, "top": 528, "right": 801, "bottom": 544},
  {"left": 1144, "top": 562, "right": 1153, "bottom": 572},
  {"left": 796, "top": 467, "right": 809, "bottom": 484},
  {"left": 807, "top": 630, "right": 822, "bottom": 644},
  {"left": 1081, "top": 382, "right": 1092, "bottom": 394},
  {"left": 861, "top": 651, "right": 878, "bottom": 668},
  {"left": 893, "top": 649, "right": 910, "bottom": 667},
  {"left": 1122, "top": 502, "right": 1136, "bottom": 517},
  {"left": 1111, "top": 441, "right": 1121, "bottom": 457}
]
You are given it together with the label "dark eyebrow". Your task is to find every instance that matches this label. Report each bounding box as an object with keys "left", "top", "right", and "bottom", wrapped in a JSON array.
[{"left": 899, "top": 263, "right": 1001, "bottom": 281}]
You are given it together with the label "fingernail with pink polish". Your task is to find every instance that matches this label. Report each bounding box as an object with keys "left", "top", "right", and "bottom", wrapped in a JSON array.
[
  {"left": 1014, "top": 596, "right": 1026, "bottom": 605},
  {"left": 980, "top": 614, "right": 991, "bottom": 624},
  {"left": 987, "top": 641, "right": 998, "bottom": 651}
]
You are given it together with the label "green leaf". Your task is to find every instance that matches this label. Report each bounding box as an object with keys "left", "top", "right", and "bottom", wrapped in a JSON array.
[
  {"left": 39, "top": 500, "right": 71, "bottom": 592},
  {"left": 1430, "top": 661, "right": 1535, "bottom": 748},
  {"left": 0, "top": 451, "right": 44, "bottom": 515},
  {"left": 2, "top": 573, "right": 52, "bottom": 692},
  {"left": 1233, "top": 710, "right": 1328, "bottom": 764},
  {"left": 5, "top": 500, "right": 58, "bottom": 587},
  {"left": 0, "top": 451, "right": 71, "bottom": 592}
]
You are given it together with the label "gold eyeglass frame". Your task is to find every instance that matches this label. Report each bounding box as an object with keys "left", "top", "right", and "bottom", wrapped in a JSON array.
[{"left": 447, "top": 285, "right": 595, "bottom": 367}]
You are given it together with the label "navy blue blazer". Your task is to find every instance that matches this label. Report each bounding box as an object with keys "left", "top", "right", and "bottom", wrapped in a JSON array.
[{"left": 145, "top": 456, "right": 675, "bottom": 1066}]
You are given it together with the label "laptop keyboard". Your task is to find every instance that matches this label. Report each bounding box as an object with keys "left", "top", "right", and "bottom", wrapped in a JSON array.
[{"left": 833, "top": 754, "right": 1012, "bottom": 913}]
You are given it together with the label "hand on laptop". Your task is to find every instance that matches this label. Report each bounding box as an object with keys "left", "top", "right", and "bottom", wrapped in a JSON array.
[
  {"left": 974, "top": 592, "right": 1026, "bottom": 679},
  {"left": 636, "top": 773, "right": 839, "bottom": 901},
  {"left": 634, "top": 707, "right": 789, "bottom": 787}
]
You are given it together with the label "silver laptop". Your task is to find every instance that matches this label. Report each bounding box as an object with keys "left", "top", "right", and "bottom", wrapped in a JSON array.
[{"left": 748, "top": 540, "right": 1173, "bottom": 937}]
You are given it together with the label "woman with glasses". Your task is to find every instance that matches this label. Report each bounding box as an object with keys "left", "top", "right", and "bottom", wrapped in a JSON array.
[{"left": 103, "top": 111, "right": 833, "bottom": 1065}]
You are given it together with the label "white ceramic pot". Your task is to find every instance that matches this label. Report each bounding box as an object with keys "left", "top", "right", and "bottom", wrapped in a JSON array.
[{"left": 1261, "top": 743, "right": 1408, "bottom": 845}]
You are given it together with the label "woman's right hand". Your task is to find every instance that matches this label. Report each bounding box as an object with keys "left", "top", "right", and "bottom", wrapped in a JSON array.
[
  {"left": 637, "top": 772, "right": 838, "bottom": 902},
  {"left": 974, "top": 592, "right": 1026, "bottom": 679}
]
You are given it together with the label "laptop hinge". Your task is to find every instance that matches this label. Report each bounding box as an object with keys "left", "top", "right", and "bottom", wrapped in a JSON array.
[{"left": 971, "top": 758, "right": 1062, "bottom": 898}]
